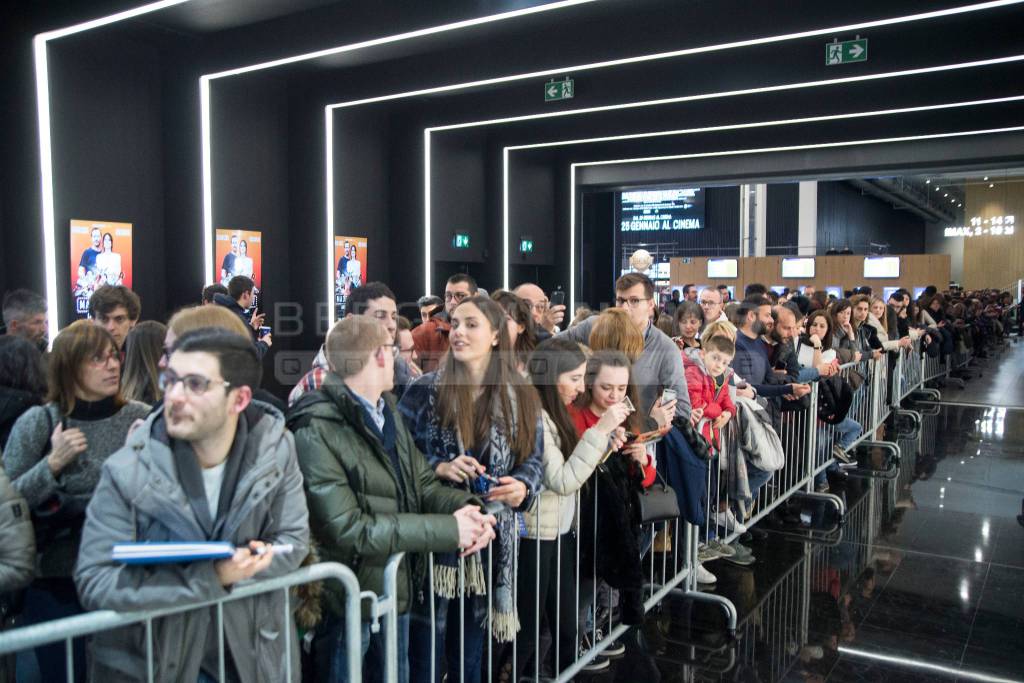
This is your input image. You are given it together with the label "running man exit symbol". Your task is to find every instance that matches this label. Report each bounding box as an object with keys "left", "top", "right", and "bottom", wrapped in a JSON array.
[
  {"left": 826, "top": 38, "right": 868, "bottom": 65},
  {"left": 545, "top": 78, "right": 574, "bottom": 102}
]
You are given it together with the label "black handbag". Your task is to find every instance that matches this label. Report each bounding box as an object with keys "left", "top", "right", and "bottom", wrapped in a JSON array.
[{"left": 635, "top": 471, "right": 680, "bottom": 524}]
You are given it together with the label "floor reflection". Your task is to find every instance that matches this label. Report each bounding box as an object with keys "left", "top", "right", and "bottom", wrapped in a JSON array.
[{"left": 614, "top": 345, "right": 1024, "bottom": 683}]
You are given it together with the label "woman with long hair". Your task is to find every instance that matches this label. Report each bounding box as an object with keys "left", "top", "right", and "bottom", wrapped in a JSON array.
[
  {"left": 869, "top": 297, "right": 912, "bottom": 351},
  {"left": 399, "top": 295, "right": 543, "bottom": 683},
  {"left": 3, "top": 321, "right": 150, "bottom": 682},
  {"left": 589, "top": 308, "right": 644, "bottom": 362},
  {"left": 0, "top": 335, "right": 47, "bottom": 450},
  {"left": 235, "top": 239, "right": 254, "bottom": 278},
  {"left": 511, "top": 338, "right": 630, "bottom": 679},
  {"left": 95, "top": 232, "right": 123, "bottom": 286},
  {"left": 849, "top": 294, "right": 883, "bottom": 359},
  {"left": 829, "top": 299, "right": 862, "bottom": 364},
  {"left": 120, "top": 321, "right": 167, "bottom": 405},
  {"left": 490, "top": 289, "right": 537, "bottom": 375}
]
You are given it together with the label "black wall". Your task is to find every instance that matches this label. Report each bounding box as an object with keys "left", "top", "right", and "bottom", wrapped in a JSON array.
[
  {"left": 766, "top": 183, "right": 800, "bottom": 255},
  {"left": 817, "top": 181, "right": 926, "bottom": 254}
]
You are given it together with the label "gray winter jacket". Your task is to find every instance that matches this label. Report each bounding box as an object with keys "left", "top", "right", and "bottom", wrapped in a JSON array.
[
  {"left": 0, "top": 467, "right": 34, "bottom": 592},
  {"left": 74, "top": 401, "right": 310, "bottom": 683}
]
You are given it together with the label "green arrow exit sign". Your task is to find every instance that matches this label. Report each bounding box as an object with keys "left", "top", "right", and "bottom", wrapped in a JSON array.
[
  {"left": 826, "top": 38, "right": 867, "bottom": 65},
  {"left": 545, "top": 78, "right": 574, "bottom": 102},
  {"left": 452, "top": 233, "right": 470, "bottom": 249}
]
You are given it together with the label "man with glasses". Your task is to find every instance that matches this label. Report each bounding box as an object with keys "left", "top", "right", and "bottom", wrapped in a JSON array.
[
  {"left": 289, "top": 315, "right": 495, "bottom": 683},
  {"left": 289, "top": 282, "right": 417, "bottom": 406},
  {"left": 559, "top": 272, "right": 691, "bottom": 418},
  {"left": 75, "top": 328, "right": 309, "bottom": 682},
  {"left": 698, "top": 287, "right": 729, "bottom": 327},
  {"left": 412, "top": 273, "right": 477, "bottom": 373},
  {"left": 513, "top": 282, "right": 566, "bottom": 336}
]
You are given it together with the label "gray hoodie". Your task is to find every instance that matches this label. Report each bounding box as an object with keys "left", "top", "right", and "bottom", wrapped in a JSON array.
[{"left": 74, "top": 400, "right": 309, "bottom": 683}]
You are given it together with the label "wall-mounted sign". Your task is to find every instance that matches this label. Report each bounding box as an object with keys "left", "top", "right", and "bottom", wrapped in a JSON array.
[
  {"left": 619, "top": 188, "right": 704, "bottom": 232},
  {"left": 826, "top": 38, "right": 867, "bottom": 65},
  {"left": 70, "top": 219, "right": 133, "bottom": 318},
  {"left": 519, "top": 238, "right": 534, "bottom": 254},
  {"left": 544, "top": 78, "right": 574, "bottom": 102},
  {"left": 335, "top": 235, "right": 368, "bottom": 319},
  {"left": 452, "top": 233, "right": 471, "bottom": 249},
  {"left": 216, "top": 228, "right": 263, "bottom": 313},
  {"left": 944, "top": 215, "right": 1015, "bottom": 237}
]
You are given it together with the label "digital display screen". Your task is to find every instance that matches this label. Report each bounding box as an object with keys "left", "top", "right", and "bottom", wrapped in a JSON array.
[
  {"left": 863, "top": 256, "right": 901, "bottom": 278},
  {"left": 771, "top": 285, "right": 787, "bottom": 296},
  {"left": 781, "top": 257, "right": 815, "bottom": 279},
  {"left": 619, "top": 188, "right": 704, "bottom": 233},
  {"left": 707, "top": 258, "right": 738, "bottom": 279},
  {"left": 883, "top": 286, "right": 900, "bottom": 301},
  {"left": 913, "top": 287, "right": 927, "bottom": 300},
  {"left": 825, "top": 286, "right": 842, "bottom": 299}
]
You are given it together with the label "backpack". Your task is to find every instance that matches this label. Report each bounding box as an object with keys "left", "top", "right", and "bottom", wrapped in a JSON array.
[{"left": 817, "top": 375, "right": 853, "bottom": 425}]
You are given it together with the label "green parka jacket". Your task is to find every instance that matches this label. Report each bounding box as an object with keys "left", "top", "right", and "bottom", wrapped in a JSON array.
[{"left": 288, "top": 374, "right": 475, "bottom": 618}]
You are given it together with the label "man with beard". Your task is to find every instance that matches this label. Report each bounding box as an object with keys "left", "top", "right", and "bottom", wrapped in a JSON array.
[{"left": 732, "top": 296, "right": 810, "bottom": 402}]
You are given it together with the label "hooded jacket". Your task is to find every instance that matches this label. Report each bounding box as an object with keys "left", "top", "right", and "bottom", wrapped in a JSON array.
[
  {"left": 682, "top": 353, "right": 736, "bottom": 450},
  {"left": 73, "top": 401, "right": 309, "bottom": 683},
  {"left": 287, "top": 373, "right": 474, "bottom": 618}
]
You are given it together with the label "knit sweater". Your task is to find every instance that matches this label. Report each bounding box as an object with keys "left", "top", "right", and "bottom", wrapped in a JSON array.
[{"left": 3, "top": 397, "right": 150, "bottom": 576}]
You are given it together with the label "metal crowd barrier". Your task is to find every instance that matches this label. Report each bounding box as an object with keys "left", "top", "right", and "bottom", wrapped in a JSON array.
[
  {"left": 417, "top": 474, "right": 736, "bottom": 683},
  {"left": 0, "top": 561, "right": 379, "bottom": 683}
]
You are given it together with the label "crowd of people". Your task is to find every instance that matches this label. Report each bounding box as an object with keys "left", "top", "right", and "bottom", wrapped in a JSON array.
[{"left": 0, "top": 270, "right": 1014, "bottom": 682}]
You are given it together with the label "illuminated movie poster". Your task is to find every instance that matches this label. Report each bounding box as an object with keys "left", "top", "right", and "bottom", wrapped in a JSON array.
[
  {"left": 70, "top": 220, "right": 133, "bottom": 318},
  {"left": 335, "top": 235, "right": 368, "bottom": 319},
  {"left": 216, "top": 228, "right": 263, "bottom": 311}
]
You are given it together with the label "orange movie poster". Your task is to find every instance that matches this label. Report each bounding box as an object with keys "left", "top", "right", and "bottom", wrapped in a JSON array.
[
  {"left": 334, "top": 235, "right": 368, "bottom": 319},
  {"left": 216, "top": 228, "right": 263, "bottom": 289},
  {"left": 70, "top": 220, "right": 133, "bottom": 318}
]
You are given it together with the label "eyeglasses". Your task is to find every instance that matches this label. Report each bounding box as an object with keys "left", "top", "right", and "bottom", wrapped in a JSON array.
[
  {"left": 615, "top": 297, "right": 651, "bottom": 308},
  {"left": 527, "top": 299, "right": 548, "bottom": 312},
  {"left": 698, "top": 300, "right": 719, "bottom": 307},
  {"left": 159, "top": 370, "right": 231, "bottom": 396},
  {"left": 399, "top": 346, "right": 416, "bottom": 355},
  {"left": 444, "top": 291, "right": 471, "bottom": 303},
  {"left": 89, "top": 349, "right": 120, "bottom": 366},
  {"left": 379, "top": 345, "right": 400, "bottom": 359}
]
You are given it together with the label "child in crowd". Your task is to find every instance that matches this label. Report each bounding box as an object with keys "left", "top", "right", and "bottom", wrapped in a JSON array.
[{"left": 683, "top": 335, "right": 737, "bottom": 454}]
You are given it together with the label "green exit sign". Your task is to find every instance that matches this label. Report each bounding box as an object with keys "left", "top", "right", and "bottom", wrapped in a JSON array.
[
  {"left": 826, "top": 38, "right": 867, "bottom": 65},
  {"left": 519, "top": 238, "right": 534, "bottom": 254},
  {"left": 544, "top": 78, "right": 574, "bottom": 102},
  {"left": 452, "top": 233, "right": 471, "bottom": 249}
]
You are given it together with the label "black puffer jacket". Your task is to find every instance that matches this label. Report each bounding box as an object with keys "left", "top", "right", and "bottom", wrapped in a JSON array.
[{"left": 0, "top": 386, "right": 42, "bottom": 451}]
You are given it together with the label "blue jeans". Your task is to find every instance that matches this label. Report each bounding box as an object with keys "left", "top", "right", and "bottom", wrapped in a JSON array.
[
  {"left": 314, "top": 612, "right": 410, "bottom": 683},
  {"left": 410, "top": 594, "right": 486, "bottom": 683},
  {"left": 835, "top": 417, "right": 861, "bottom": 450},
  {"left": 746, "top": 462, "right": 774, "bottom": 500}
]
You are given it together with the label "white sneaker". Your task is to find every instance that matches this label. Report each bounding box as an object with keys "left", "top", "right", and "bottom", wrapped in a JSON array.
[
  {"left": 712, "top": 507, "right": 748, "bottom": 534},
  {"left": 696, "top": 562, "right": 717, "bottom": 585}
]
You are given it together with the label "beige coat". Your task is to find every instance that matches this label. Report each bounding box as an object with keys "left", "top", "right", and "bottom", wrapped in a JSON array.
[{"left": 521, "top": 411, "right": 607, "bottom": 540}]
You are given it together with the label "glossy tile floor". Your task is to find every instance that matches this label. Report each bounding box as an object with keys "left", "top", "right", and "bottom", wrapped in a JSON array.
[{"left": 595, "top": 340, "right": 1024, "bottom": 683}]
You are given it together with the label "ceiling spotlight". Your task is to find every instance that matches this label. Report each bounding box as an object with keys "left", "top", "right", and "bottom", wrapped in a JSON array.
[
  {"left": 958, "top": 203, "right": 962, "bottom": 207},
  {"left": 936, "top": 186, "right": 941, "bottom": 191},
  {"left": 983, "top": 176, "right": 989, "bottom": 181},
  {"left": 925, "top": 179, "right": 931, "bottom": 184},
  {"left": 944, "top": 193, "right": 948, "bottom": 197},
  {"left": 989, "top": 183, "right": 995, "bottom": 188}
]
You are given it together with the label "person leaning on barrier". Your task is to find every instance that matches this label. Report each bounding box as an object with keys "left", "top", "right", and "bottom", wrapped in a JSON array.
[
  {"left": 74, "top": 328, "right": 309, "bottom": 683},
  {"left": 288, "top": 315, "right": 495, "bottom": 683}
]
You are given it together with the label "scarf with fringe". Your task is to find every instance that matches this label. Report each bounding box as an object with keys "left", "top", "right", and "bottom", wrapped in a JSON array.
[{"left": 421, "top": 376, "right": 521, "bottom": 642}]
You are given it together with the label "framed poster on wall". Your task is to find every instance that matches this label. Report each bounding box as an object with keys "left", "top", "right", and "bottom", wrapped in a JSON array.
[
  {"left": 70, "top": 219, "right": 133, "bottom": 318},
  {"left": 216, "top": 229, "right": 263, "bottom": 312},
  {"left": 335, "top": 236, "right": 368, "bottom": 319}
]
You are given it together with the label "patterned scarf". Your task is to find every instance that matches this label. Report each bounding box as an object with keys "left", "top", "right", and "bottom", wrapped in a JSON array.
[{"left": 421, "top": 374, "right": 521, "bottom": 642}]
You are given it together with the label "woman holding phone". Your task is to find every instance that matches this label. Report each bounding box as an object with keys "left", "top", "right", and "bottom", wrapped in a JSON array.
[{"left": 399, "top": 295, "right": 544, "bottom": 683}]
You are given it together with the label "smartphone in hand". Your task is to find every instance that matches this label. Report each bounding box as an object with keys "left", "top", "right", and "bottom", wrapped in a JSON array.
[{"left": 550, "top": 290, "right": 565, "bottom": 307}]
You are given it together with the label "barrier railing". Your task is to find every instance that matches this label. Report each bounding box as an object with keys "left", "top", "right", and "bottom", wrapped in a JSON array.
[{"left": 0, "top": 561, "right": 370, "bottom": 683}]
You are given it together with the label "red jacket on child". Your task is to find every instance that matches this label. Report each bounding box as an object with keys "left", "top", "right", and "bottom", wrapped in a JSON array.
[{"left": 683, "top": 354, "right": 736, "bottom": 451}]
